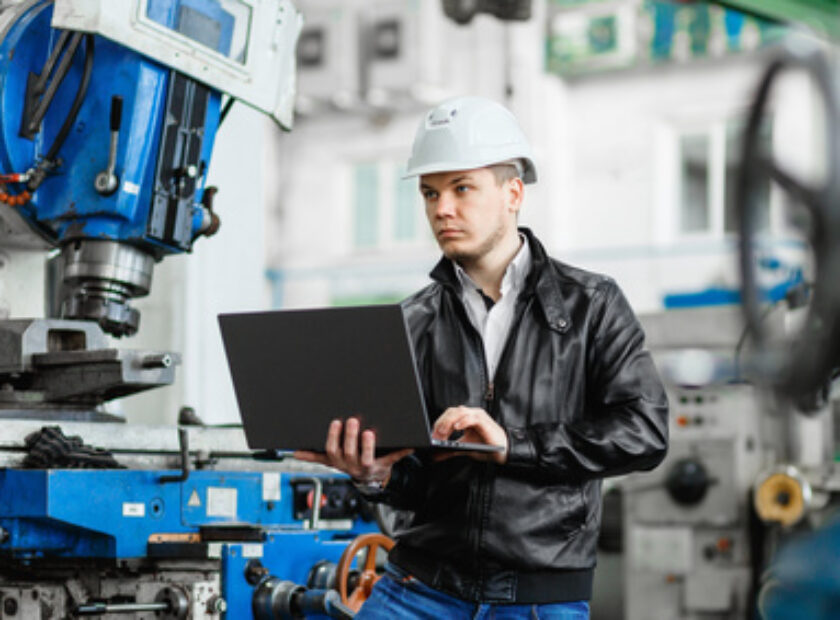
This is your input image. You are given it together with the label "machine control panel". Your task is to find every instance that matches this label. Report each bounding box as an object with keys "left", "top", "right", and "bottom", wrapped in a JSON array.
[{"left": 291, "top": 478, "right": 371, "bottom": 525}]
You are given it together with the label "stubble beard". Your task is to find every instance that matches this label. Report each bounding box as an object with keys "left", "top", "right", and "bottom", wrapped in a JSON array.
[{"left": 442, "top": 218, "right": 508, "bottom": 269}]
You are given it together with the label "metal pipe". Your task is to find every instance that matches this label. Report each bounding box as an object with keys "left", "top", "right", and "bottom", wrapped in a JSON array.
[
  {"left": 74, "top": 601, "right": 169, "bottom": 615},
  {"left": 159, "top": 427, "right": 190, "bottom": 483}
]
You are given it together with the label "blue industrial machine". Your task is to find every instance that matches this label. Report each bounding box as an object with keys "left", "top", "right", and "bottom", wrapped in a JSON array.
[
  {"left": 0, "top": 457, "right": 381, "bottom": 618},
  {"left": 0, "top": 0, "right": 294, "bottom": 336},
  {"left": 0, "top": 0, "right": 301, "bottom": 334},
  {"left": 0, "top": 1, "right": 391, "bottom": 618}
]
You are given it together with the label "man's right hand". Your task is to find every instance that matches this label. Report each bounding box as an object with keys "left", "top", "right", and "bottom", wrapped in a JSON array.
[{"left": 293, "top": 417, "right": 413, "bottom": 486}]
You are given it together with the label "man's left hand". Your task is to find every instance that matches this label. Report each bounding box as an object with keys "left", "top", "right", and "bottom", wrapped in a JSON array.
[{"left": 432, "top": 406, "right": 508, "bottom": 464}]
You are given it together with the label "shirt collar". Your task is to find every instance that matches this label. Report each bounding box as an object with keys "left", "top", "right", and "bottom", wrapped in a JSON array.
[
  {"left": 506, "top": 233, "right": 531, "bottom": 290},
  {"left": 453, "top": 233, "right": 531, "bottom": 295}
]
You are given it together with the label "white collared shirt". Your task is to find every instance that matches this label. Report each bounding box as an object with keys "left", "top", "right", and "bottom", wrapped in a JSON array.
[{"left": 453, "top": 234, "right": 532, "bottom": 379}]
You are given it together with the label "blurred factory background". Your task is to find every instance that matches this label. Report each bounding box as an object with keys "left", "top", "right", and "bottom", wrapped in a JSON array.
[
  {"left": 0, "top": 0, "right": 838, "bottom": 618},
  {"left": 15, "top": 0, "right": 811, "bottom": 429}
]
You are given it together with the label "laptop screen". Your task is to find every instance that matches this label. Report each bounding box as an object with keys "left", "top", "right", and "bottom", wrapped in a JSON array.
[{"left": 218, "top": 304, "right": 434, "bottom": 451}]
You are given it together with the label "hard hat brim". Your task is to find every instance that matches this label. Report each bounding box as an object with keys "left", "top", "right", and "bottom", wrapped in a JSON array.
[{"left": 403, "top": 161, "right": 537, "bottom": 184}]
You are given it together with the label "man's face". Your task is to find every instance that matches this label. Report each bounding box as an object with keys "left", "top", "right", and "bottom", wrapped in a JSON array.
[{"left": 420, "top": 167, "right": 521, "bottom": 265}]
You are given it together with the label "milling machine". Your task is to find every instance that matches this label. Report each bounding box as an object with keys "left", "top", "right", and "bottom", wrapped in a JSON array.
[
  {"left": 0, "top": 2, "right": 385, "bottom": 618},
  {"left": 623, "top": 306, "right": 840, "bottom": 620}
]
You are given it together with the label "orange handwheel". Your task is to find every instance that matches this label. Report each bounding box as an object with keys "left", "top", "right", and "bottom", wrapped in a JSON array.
[{"left": 336, "top": 533, "right": 395, "bottom": 612}]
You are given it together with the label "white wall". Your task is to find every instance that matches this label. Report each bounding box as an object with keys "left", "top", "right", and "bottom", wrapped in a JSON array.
[
  {"left": 0, "top": 248, "right": 46, "bottom": 319},
  {"left": 541, "top": 56, "right": 765, "bottom": 310}
]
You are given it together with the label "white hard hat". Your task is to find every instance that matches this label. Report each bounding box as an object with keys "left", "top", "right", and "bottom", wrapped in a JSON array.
[{"left": 404, "top": 96, "right": 537, "bottom": 184}]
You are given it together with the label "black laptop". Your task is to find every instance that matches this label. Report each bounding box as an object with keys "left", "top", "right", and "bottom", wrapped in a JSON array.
[{"left": 218, "top": 304, "right": 503, "bottom": 454}]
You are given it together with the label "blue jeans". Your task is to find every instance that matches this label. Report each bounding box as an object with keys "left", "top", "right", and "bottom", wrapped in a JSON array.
[{"left": 356, "top": 564, "right": 590, "bottom": 620}]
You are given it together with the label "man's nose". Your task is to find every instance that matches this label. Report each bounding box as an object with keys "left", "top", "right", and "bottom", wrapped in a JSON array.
[{"left": 434, "top": 192, "right": 456, "bottom": 218}]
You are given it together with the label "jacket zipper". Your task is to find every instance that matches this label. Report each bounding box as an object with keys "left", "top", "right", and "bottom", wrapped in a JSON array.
[
  {"left": 467, "top": 298, "right": 530, "bottom": 596},
  {"left": 484, "top": 382, "right": 495, "bottom": 405},
  {"left": 470, "top": 328, "right": 493, "bottom": 596},
  {"left": 453, "top": 293, "right": 504, "bottom": 597}
]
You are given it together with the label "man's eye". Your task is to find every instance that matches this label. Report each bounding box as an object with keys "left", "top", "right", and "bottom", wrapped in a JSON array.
[
  {"left": 455, "top": 185, "right": 469, "bottom": 193},
  {"left": 422, "top": 190, "right": 438, "bottom": 200}
]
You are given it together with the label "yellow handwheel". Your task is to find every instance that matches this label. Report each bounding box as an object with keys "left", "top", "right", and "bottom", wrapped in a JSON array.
[{"left": 754, "top": 467, "right": 811, "bottom": 527}]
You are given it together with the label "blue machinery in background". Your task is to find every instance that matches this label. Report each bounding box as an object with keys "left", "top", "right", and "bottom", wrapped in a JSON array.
[
  {"left": 0, "top": 1, "right": 390, "bottom": 618},
  {"left": 0, "top": 0, "right": 296, "bottom": 336},
  {"left": 0, "top": 466, "right": 378, "bottom": 618},
  {"left": 0, "top": 470, "right": 369, "bottom": 560},
  {"left": 0, "top": 0, "right": 224, "bottom": 336},
  {"left": 0, "top": 0, "right": 220, "bottom": 247}
]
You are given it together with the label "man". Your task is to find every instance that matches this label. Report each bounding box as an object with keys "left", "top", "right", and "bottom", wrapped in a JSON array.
[{"left": 295, "top": 96, "right": 669, "bottom": 619}]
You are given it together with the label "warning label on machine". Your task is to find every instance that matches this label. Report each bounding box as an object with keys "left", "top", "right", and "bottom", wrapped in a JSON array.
[{"left": 206, "top": 487, "right": 237, "bottom": 519}]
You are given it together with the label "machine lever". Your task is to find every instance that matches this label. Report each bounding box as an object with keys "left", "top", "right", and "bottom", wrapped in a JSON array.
[
  {"left": 299, "top": 476, "right": 324, "bottom": 530},
  {"left": 110, "top": 94, "right": 123, "bottom": 132},
  {"left": 159, "top": 427, "right": 190, "bottom": 483},
  {"left": 94, "top": 95, "right": 123, "bottom": 196}
]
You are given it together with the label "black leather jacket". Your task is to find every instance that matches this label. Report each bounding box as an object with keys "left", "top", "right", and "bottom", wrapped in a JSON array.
[{"left": 377, "top": 228, "right": 668, "bottom": 604}]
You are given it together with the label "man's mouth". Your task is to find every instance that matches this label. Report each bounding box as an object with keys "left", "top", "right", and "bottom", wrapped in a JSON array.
[{"left": 438, "top": 228, "right": 462, "bottom": 239}]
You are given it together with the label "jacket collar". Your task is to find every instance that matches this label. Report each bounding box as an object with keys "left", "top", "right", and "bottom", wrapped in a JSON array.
[{"left": 429, "top": 227, "right": 572, "bottom": 334}]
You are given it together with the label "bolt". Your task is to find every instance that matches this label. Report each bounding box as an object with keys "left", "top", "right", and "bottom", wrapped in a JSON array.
[
  {"left": 173, "top": 165, "right": 198, "bottom": 179},
  {"left": 3, "top": 597, "right": 18, "bottom": 616},
  {"left": 206, "top": 595, "right": 227, "bottom": 614},
  {"left": 245, "top": 559, "right": 269, "bottom": 586},
  {"left": 142, "top": 353, "right": 172, "bottom": 369}
]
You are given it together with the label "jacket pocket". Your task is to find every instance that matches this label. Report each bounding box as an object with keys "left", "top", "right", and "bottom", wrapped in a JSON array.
[
  {"left": 549, "top": 482, "right": 587, "bottom": 535},
  {"left": 489, "top": 478, "right": 587, "bottom": 548},
  {"left": 486, "top": 477, "right": 590, "bottom": 569}
]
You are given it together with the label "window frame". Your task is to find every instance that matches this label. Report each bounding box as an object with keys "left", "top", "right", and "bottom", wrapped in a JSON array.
[
  {"left": 350, "top": 159, "right": 431, "bottom": 253},
  {"left": 670, "top": 116, "right": 778, "bottom": 242}
]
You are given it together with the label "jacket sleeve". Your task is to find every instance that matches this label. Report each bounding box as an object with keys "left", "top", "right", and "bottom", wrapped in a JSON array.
[
  {"left": 504, "top": 281, "right": 669, "bottom": 481},
  {"left": 356, "top": 453, "right": 431, "bottom": 511}
]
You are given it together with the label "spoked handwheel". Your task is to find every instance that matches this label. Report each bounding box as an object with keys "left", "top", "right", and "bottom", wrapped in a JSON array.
[
  {"left": 336, "top": 533, "right": 395, "bottom": 612},
  {"left": 737, "top": 38, "right": 840, "bottom": 407}
]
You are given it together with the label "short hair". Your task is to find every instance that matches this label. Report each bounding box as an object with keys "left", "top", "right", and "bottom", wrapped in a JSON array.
[{"left": 488, "top": 162, "right": 522, "bottom": 186}]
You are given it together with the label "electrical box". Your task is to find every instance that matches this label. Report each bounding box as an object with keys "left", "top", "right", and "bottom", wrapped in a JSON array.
[
  {"left": 295, "top": 1, "right": 360, "bottom": 106},
  {"left": 360, "top": 1, "right": 423, "bottom": 101},
  {"left": 295, "top": 0, "right": 444, "bottom": 110}
]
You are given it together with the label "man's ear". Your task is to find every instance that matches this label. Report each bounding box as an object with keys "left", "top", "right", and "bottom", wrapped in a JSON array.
[{"left": 507, "top": 177, "right": 524, "bottom": 214}]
